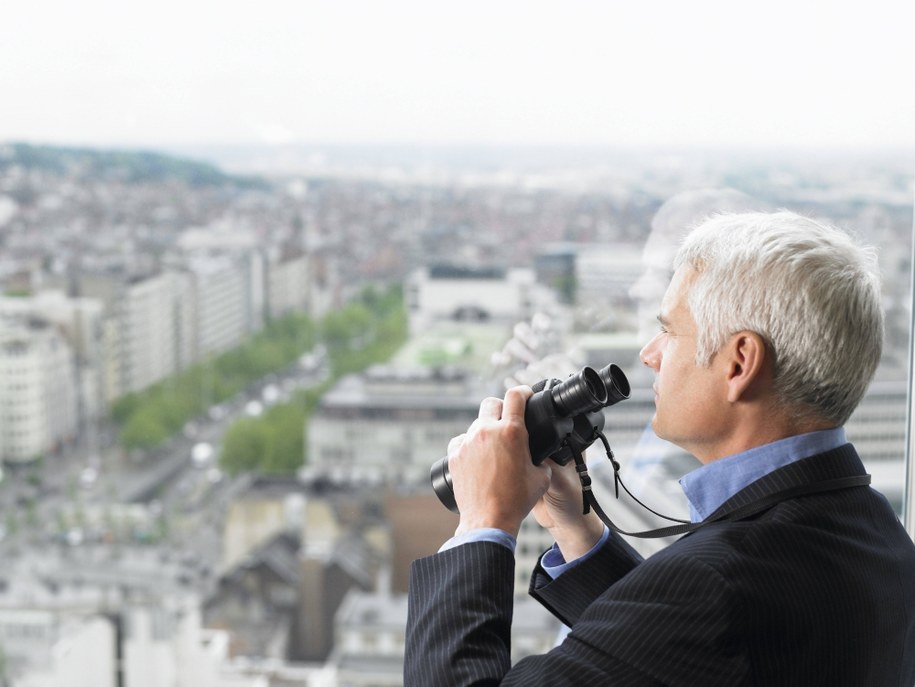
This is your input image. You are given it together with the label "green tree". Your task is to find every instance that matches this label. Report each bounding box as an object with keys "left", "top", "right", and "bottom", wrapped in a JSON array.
[
  {"left": 220, "top": 418, "right": 270, "bottom": 475},
  {"left": 113, "top": 310, "right": 320, "bottom": 451},
  {"left": 120, "top": 410, "right": 170, "bottom": 450},
  {"left": 119, "top": 285, "right": 407, "bottom": 471},
  {"left": 321, "top": 303, "right": 373, "bottom": 351},
  {"left": 262, "top": 403, "right": 306, "bottom": 474}
]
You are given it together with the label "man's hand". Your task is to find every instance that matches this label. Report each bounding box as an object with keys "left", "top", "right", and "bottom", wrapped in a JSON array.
[
  {"left": 533, "top": 460, "right": 605, "bottom": 562},
  {"left": 448, "top": 386, "right": 551, "bottom": 538}
]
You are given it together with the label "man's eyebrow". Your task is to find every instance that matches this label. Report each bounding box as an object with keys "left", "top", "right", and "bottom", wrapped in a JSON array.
[{"left": 656, "top": 314, "right": 670, "bottom": 327}]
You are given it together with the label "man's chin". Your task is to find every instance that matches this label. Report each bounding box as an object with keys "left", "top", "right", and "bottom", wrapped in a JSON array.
[{"left": 651, "top": 417, "right": 674, "bottom": 445}]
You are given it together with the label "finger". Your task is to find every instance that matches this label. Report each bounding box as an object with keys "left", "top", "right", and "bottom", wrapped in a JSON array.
[
  {"left": 501, "top": 385, "right": 533, "bottom": 422},
  {"left": 478, "top": 396, "right": 503, "bottom": 420}
]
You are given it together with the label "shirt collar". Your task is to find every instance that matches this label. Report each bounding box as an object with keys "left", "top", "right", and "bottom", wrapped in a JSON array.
[{"left": 679, "top": 427, "right": 847, "bottom": 522}]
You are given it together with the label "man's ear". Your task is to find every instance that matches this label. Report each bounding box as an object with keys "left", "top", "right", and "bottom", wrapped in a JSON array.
[{"left": 724, "top": 331, "right": 768, "bottom": 403}]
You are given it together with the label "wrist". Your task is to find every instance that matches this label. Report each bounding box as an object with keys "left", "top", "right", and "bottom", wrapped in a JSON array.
[
  {"left": 549, "top": 512, "right": 604, "bottom": 561},
  {"left": 441, "top": 528, "right": 517, "bottom": 554},
  {"left": 456, "top": 513, "right": 523, "bottom": 539}
]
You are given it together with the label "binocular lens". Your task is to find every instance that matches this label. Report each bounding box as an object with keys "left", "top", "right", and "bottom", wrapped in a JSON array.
[
  {"left": 430, "top": 456, "right": 458, "bottom": 513},
  {"left": 598, "top": 364, "right": 631, "bottom": 406},
  {"left": 551, "top": 366, "right": 607, "bottom": 416}
]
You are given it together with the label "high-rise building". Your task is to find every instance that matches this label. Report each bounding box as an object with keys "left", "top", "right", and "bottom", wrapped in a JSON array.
[
  {"left": 265, "top": 247, "right": 310, "bottom": 320},
  {"left": 117, "top": 272, "right": 188, "bottom": 394},
  {"left": 185, "top": 257, "right": 249, "bottom": 361},
  {"left": 0, "top": 290, "right": 106, "bottom": 426},
  {"left": 0, "top": 316, "right": 77, "bottom": 463}
]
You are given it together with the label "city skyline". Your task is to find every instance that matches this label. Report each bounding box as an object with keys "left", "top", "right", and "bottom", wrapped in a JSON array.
[{"left": 3, "top": 0, "right": 915, "bottom": 151}]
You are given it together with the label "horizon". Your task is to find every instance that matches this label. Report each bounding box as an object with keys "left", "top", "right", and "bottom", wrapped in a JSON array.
[{"left": 5, "top": 139, "right": 914, "bottom": 176}]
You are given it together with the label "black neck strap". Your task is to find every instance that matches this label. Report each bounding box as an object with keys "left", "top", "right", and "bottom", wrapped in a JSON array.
[{"left": 572, "top": 438, "right": 872, "bottom": 540}]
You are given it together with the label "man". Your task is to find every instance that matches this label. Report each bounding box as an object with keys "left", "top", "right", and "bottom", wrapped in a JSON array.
[
  {"left": 405, "top": 211, "right": 915, "bottom": 686},
  {"left": 618, "top": 188, "right": 772, "bottom": 537}
]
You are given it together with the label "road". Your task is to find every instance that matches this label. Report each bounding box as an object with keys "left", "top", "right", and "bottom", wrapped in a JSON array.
[{"left": 0, "top": 362, "right": 327, "bottom": 578}]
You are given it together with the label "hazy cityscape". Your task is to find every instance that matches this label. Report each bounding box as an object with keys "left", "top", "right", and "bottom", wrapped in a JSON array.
[{"left": 0, "top": 141, "right": 912, "bottom": 686}]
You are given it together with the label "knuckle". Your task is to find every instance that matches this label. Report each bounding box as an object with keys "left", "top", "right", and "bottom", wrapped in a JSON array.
[
  {"left": 506, "top": 385, "right": 532, "bottom": 402},
  {"left": 480, "top": 396, "right": 502, "bottom": 412},
  {"left": 503, "top": 418, "right": 529, "bottom": 444}
]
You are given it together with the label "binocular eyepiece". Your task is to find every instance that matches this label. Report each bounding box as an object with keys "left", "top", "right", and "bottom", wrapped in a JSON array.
[{"left": 431, "top": 363, "right": 630, "bottom": 513}]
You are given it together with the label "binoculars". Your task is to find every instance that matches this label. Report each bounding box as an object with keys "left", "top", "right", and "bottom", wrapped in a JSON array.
[{"left": 431, "top": 364, "right": 630, "bottom": 513}]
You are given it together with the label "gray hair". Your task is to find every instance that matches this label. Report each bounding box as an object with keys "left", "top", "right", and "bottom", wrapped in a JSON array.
[{"left": 675, "top": 211, "right": 884, "bottom": 426}]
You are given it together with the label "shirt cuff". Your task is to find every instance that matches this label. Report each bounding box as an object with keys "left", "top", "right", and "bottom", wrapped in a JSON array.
[
  {"left": 438, "top": 528, "right": 517, "bottom": 554},
  {"left": 541, "top": 525, "right": 610, "bottom": 578}
]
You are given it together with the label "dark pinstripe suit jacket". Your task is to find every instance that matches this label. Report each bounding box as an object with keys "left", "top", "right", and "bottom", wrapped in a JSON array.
[{"left": 406, "top": 444, "right": 915, "bottom": 686}]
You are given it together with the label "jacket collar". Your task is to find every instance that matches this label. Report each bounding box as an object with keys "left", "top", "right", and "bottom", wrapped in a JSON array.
[{"left": 707, "top": 443, "right": 866, "bottom": 522}]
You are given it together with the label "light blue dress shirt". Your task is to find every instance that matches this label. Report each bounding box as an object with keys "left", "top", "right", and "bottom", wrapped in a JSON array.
[
  {"left": 679, "top": 426, "right": 847, "bottom": 521},
  {"left": 441, "top": 427, "right": 848, "bottom": 580}
]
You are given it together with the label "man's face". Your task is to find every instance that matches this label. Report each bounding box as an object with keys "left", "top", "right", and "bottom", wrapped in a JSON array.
[{"left": 638, "top": 266, "right": 729, "bottom": 463}]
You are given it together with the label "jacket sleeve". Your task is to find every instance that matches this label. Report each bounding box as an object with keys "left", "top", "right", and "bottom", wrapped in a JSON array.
[
  {"left": 404, "top": 534, "right": 646, "bottom": 687},
  {"left": 405, "top": 541, "right": 516, "bottom": 686},
  {"left": 529, "top": 531, "right": 644, "bottom": 627}
]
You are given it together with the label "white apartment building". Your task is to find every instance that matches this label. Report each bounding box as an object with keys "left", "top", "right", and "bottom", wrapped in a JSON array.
[
  {"left": 176, "top": 226, "right": 267, "bottom": 339},
  {"left": 117, "top": 272, "right": 187, "bottom": 395},
  {"left": 406, "top": 265, "right": 539, "bottom": 335},
  {"left": 106, "top": 251, "right": 266, "bottom": 399},
  {"left": 11, "top": 614, "right": 116, "bottom": 687},
  {"left": 39, "top": 270, "right": 135, "bottom": 406},
  {"left": 308, "top": 247, "right": 342, "bottom": 319},
  {"left": 100, "top": 312, "right": 124, "bottom": 407},
  {"left": 186, "top": 257, "right": 251, "bottom": 360},
  {"left": 0, "top": 317, "right": 77, "bottom": 463},
  {"left": 43, "top": 249, "right": 270, "bottom": 404},
  {"left": 265, "top": 248, "right": 310, "bottom": 320},
  {"left": 243, "top": 250, "right": 266, "bottom": 335},
  {"left": 0, "top": 290, "right": 107, "bottom": 424}
]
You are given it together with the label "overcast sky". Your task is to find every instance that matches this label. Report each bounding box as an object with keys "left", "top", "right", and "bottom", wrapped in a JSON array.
[{"left": 2, "top": 0, "right": 914, "bottom": 150}]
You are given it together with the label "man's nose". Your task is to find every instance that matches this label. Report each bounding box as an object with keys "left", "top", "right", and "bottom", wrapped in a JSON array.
[{"left": 639, "top": 334, "right": 662, "bottom": 369}]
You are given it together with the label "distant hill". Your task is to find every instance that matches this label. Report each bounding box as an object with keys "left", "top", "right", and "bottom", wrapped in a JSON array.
[{"left": 0, "top": 142, "right": 269, "bottom": 189}]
